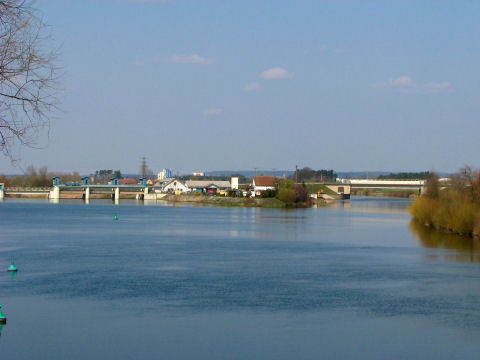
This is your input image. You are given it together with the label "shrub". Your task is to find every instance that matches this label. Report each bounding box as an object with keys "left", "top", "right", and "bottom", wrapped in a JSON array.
[
  {"left": 294, "top": 184, "right": 308, "bottom": 202},
  {"left": 260, "top": 189, "right": 277, "bottom": 198},
  {"left": 410, "top": 169, "right": 480, "bottom": 236},
  {"left": 276, "top": 179, "right": 296, "bottom": 205},
  {"left": 425, "top": 173, "right": 440, "bottom": 199}
]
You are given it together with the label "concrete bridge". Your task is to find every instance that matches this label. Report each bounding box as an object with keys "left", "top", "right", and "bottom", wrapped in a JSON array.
[
  {"left": 313, "top": 179, "right": 427, "bottom": 199},
  {"left": 337, "top": 179, "right": 427, "bottom": 190},
  {"left": 0, "top": 177, "right": 165, "bottom": 202}
]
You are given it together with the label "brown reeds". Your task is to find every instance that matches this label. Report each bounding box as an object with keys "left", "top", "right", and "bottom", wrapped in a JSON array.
[{"left": 409, "top": 169, "right": 480, "bottom": 236}]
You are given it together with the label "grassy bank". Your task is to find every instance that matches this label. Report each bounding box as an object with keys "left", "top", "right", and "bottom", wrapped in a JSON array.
[
  {"left": 304, "top": 184, "right": 337, "bottom": 195},
  {"left": 409, "top": 170, "right": 480, "bottom": 237},
  {"left": 164, "top": 194, "right": 326, "bottom": 208}
]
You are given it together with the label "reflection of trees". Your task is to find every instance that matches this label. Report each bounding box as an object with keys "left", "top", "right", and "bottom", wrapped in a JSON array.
[{"left": 409, "top": 220, "right": 480, "bottom": 263}]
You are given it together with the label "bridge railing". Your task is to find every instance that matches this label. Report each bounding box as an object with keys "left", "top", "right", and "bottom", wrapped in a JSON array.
[{"left": 5, "top": 187, "right": 51, "bottom": 191}]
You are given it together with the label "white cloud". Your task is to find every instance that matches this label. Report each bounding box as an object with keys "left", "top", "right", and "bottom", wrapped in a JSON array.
[
  {"left": 259, "top": 67, "right": 293, "bottom": 79},
  {"left": 161, "top": 54, "right": 214, "bottom": 64},
  {"left": 424, "top": 81, "right": 451, "bottom": 93},
  {"left": 243, "top": 82, "right": 260, "bottom": 91},
  {"left": 203, "top": 108, "right": 222, "bottom": 115},
  {"left": 389, "top": 76, "right": 414, "bottom": 87},
  {"left": 372, "top": 76, "right": 451, "bottom": 94}
]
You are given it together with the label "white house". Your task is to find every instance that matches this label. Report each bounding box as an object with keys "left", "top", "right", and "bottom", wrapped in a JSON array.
[
  {"left": 252, "top": 176, "right": 276, "bottom": 192},
  {"left": 159, "top": 179, "right": 189, "bottom": 193}
]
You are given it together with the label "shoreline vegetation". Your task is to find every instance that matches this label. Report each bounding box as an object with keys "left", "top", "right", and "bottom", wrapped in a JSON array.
[
  {"left": 164, "top": 194, "right": 326, "bottom": 208},
  {"left": 409, "top": 168, "right": 480, "bottom": 237}
]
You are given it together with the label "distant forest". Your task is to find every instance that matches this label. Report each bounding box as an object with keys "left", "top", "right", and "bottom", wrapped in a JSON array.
[{"left": 377, "top": 172, "right": 431, "bottom": 180}]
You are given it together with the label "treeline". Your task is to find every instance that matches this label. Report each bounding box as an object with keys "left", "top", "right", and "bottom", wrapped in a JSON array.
[
  {"left": 292, "top": 167, "right": 337, "bottom": 182},
  {"left": 378, "top": 171, "right": 431, "bottom": 180},
  {"left": 94, "top": 169, "right": 122, "bottom": 183},
  {"left": 409, "top": 168, "right": 480, "bottom": 236},
  {"left": 0, "top": 166, "right": 81, "bottom": 187}
]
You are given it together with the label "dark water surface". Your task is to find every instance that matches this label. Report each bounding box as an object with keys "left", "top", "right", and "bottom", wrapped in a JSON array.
[{"left": 1, "top": 198, "right": 479, "bottom": 359}]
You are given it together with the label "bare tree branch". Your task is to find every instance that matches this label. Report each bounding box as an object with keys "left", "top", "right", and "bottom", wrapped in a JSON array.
[{"left": 0, "top": 0, "right": 59, "bottom": 161}]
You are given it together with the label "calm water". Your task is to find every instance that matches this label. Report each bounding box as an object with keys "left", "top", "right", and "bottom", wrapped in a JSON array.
[{"left": 1, "top": 198, "right": 479, "bottom": 359}]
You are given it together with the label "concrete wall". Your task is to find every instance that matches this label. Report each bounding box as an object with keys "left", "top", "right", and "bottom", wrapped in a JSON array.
[{"left": 325, "top": 184, "right": 351, "bottom": 195}]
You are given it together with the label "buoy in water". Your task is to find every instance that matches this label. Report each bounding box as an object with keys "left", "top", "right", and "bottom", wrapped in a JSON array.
[
  {"left": 113, "top": 214, "right": 118, "bottom": 221},
  {"left": 0, "top": 304, "right": 6, "bottom": 324},
  {"left": 7, "top": 261, "right": 17, "bottom": 272}
]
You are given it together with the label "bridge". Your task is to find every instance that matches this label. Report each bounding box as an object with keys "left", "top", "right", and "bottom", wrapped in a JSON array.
[
  {"left": 338, "top": 179, "right": 426, "bottom": 189},
  {"left": 0, "top": 177, "right": 164, "bottom": 201},
  {"left": 313, "top": 179, "right": 427, "bottom": 199}
]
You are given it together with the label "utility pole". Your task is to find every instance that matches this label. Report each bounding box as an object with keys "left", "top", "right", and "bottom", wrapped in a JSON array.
[
  {"left": 295, "top": 165, "right": 298, "bottom": 184},
  {"left": 254, "top": 167, "right": 258, "bottom": 176},
  {"left": 141, "top": 156, "right": 147, "bottom": 178}
]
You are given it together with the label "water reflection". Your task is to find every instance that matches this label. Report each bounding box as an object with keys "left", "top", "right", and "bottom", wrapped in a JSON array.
[
  {"left": 409, "top": 220, "right": 480, "bottom": 263},
  {"left": 346, "top": 197, "right": 410, "bottom": 214}
]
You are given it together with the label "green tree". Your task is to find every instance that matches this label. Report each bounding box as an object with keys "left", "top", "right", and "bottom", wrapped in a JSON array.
[{"left": 276, "top": 179, "right": 296, "bottom": 204}]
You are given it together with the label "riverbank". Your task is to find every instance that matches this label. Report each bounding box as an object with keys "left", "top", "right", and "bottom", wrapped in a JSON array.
[
  {"left": 409, "top": 195, "right": 480, "bottom": 237},
  {"left": 162, "top": 194, "right": 326, "bottom": 208},
  {"left": 409, "top": 171, "right": 480, "bottom": 237}
]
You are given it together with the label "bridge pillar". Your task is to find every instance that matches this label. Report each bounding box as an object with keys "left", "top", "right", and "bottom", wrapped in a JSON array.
[
  {"left": 85, "top": 187, "right": 90, "bottom": 200},
  {"left": 49, "top": 186, "right": 60, "bottom": 200},
  {"left": 144, "top": 187, "right": 148, "bottom": 196},
  {"left": 114, "top": 187, "right": 120, "bottom": 200},
  {"left": 0, "top": 183, "right": 4, "bottom": 199},
  {"left": 344, "top": 185, "right": 351, "bottom": 195}
]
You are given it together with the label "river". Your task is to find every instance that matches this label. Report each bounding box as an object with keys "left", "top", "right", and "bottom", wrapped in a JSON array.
[{"left": 0, "top": 197, "right": 479, "bottom": 359}]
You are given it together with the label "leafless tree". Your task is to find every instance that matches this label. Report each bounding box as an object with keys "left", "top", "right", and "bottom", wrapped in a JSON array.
[{"left": 0, "top": 0, "right": 59, "bottom": 160}]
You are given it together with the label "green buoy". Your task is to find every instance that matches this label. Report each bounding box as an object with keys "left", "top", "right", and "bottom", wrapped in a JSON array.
[
  {"left": 0, "top": 304, "right": 6, "bottom": 324},
  {"left": 7, "top": 260, "right": 17, "bottom": 272},
  {"left": 113, "top": 214, "right": 118, "bottom": 221}
]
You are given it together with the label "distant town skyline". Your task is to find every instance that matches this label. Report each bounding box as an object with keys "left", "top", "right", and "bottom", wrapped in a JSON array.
[{"left": 0, "top": 0, "right": 478, "bottom": 174}]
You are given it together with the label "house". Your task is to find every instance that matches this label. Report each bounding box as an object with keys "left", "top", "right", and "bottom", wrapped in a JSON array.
[
  {"left": 185, "top": 180, "right": 231, "bottom": 194},
  {"left": 118, "top": 178, "right": 138, "bottom": 185},
  {"left": 252, "top": 176, "right": 276, "bottom": 193},
  {"left": 156, "top": 178, "right": 189, "bottom": 193}
]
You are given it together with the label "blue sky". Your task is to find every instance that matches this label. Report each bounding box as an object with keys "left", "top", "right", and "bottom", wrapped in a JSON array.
[{"left": 1, "top": 0, "right": 479, "bottom": 175}]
